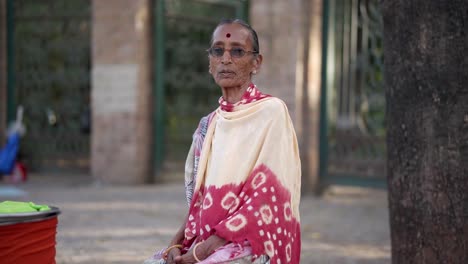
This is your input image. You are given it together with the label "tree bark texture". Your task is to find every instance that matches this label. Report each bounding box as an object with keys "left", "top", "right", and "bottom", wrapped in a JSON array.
[{"left": 383, "top": 0, "right": 468, "bottom": 263}]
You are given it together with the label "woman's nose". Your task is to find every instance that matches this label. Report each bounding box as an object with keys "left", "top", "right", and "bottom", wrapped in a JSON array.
[{"left": 221, "top": 50, "right": 232, "bottom": 64}]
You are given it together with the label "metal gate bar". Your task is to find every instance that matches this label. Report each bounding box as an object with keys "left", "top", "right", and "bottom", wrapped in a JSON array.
[
  {"left": 152, "top": 0, "right": 248, "bottom": 176},
  {"left": 6, "top": 0, "right": 91, "bottom": 171},
  {"left": 320, "top": 0, "right": 386, "bottom": 188}
]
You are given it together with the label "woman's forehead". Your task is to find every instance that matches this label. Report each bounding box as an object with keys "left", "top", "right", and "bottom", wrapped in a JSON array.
[{"left": 212, "top": 24, "right": 251, "bottom": 46}]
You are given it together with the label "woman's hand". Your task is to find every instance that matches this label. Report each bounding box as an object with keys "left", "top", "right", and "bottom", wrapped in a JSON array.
[
  {"left": 173, "top": 249, "right": 198, "bottom": 264},
  {"left": 174, "top": 235, "right": 227, "bottom": 263},
  {"left": 166, "top": 247, "right": 182, "bottom": 264},
  {"left": 173, "top": 243, "right": 205, "bottom": 264},
  {"left": 166, "top": 213, "right": 189, "bottom": 263}
]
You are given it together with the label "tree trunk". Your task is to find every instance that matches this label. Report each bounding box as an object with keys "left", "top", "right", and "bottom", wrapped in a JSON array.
[{"left": 383, "top": 0, "right": 468, "bottom": 263}]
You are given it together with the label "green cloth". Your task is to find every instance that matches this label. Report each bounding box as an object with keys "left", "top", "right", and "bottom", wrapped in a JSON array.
[{"left": 0, "top": 201, "right": 50, "bottom": 213}]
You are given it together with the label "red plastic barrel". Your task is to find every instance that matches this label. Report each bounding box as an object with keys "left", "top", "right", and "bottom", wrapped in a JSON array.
[{"left": 0, "top": 208, "right": 60, "bottom": 264}]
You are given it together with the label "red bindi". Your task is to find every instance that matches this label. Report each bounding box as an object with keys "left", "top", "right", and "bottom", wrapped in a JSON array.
[{"left": 226, "top": 33, "right": 231, "bottom": 38}]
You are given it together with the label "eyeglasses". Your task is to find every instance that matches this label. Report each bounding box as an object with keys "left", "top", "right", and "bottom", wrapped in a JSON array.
[{"left": 207, "top": 47, "right": 258, "bottom": 58}]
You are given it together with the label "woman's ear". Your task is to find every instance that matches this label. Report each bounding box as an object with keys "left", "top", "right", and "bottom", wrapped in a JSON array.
[{"left": 253, "top": 54, "right": 263, "bottom": 74}]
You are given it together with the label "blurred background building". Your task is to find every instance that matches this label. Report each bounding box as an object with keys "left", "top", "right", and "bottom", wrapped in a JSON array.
[{"left": 0, "top": 0, "right": 384, "bottom": 192}]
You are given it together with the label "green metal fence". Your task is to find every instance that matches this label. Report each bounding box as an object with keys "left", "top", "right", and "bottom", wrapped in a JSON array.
[
  {"left": 6, "top": 0, "right": 91, "bottom": 171},
  {"left": 320, "top": 0, "right": 385, "bottom": 188},
  {"left": 153, "top": 0, "right": 248, "bottom": 175}
]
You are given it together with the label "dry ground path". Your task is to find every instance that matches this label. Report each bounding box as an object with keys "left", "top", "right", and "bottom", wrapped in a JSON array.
[{"left": 0, "top": 174, "right": 390, "bottom": 264}]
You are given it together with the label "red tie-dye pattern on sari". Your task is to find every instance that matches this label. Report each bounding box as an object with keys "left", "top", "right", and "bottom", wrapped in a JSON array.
[
  {"left": 218, "top": 83, "right": 270, "bottom": 112},
  {"left": 184, "top": 164, "right": 300, "bottom": 264}
]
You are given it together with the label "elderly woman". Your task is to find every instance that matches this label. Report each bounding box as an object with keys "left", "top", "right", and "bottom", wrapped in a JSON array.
[{"left": 144, "top": 19, "right": 301, "bottom": 264}]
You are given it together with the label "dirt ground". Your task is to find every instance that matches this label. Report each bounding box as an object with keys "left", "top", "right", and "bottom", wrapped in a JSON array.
[{"left": 0, "top": 173, "right": 391, "bottom": 264}]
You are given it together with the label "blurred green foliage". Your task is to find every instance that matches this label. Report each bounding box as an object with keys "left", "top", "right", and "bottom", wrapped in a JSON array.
[{"left": 162, "top": 0, "right": 242, "bottom": 161}]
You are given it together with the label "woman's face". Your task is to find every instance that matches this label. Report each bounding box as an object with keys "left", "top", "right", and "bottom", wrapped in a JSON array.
[{"left": 208, "top": 23, "right": 262, "bottom": 89}]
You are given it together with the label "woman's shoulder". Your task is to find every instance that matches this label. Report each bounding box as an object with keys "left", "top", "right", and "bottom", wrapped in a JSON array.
[
  {"left": 259, "top": 97, "right": 289, "bottom": 115},
  {"left": 195, "top": 110, "right": 216, "bottom": 134},
  {"left": 201, "top": 110, "right": 217, "bottom": 123}
]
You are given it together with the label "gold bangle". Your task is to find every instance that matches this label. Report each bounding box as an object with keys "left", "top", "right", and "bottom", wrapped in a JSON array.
[
  {"left": 192, "top": 242, "right": 202, "bottom": 263},
  {"left": 163, "top": 244, "right": 183, "bottom": 260}
]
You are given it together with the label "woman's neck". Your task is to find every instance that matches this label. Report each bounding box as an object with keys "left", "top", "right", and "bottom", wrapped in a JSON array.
[{"left": 221, "top": 82, "right": 251, "bottom": 104}]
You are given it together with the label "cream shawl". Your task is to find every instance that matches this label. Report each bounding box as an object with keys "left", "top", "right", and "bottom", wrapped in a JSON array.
[{"left": 183, "top": 97, "right": 301, "bottom": 264}]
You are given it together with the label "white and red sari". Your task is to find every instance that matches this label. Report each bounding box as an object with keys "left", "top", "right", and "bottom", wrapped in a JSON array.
[{"left": 147, "top": 84, "right": 301, "bottom": 264}]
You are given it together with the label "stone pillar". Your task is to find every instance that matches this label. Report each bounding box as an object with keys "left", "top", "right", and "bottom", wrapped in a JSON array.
[
  {"left": 0, "top": 0, "right": 6, "bottom": 140},
  {"left": 250, "top": 0, "right": 324, "bottom": 193},
  {"left": 91, "top": 0, "right": 153, "bottom": 184},
  {"left": 299, "top": 0, "right": 324, "bottom": 194}
]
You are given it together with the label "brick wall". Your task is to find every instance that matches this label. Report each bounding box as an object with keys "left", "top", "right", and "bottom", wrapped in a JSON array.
[
  {"left": 0, "top": 0, "right": 6, "bottom": 139},
  {"left": 250, "top": 0, "right": 324, "bottom": 192},
  {"left": 91, "top": 0, "right": 153, "bottom": 184}
]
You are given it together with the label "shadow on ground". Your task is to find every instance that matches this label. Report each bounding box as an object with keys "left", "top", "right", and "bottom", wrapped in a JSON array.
[{"left": 0, "top": 173, "right": 391, "bottom": 264}]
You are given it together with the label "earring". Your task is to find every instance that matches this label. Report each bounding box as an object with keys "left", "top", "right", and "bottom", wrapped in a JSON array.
[{"left": 252, "top": 70, "right": 257, "bottom": 75}]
